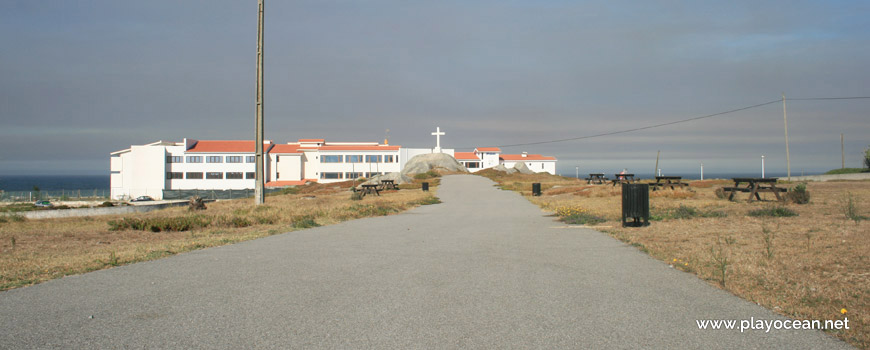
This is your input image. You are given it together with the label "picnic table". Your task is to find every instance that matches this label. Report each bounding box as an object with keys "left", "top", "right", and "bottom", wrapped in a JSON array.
[
  {"left": 359, "top": 184, "right": 381, "bottom": 197},
  {"left": 611, "top": 173, "right": 637, "bottom": 186},
  {"left": 380, "top": 180, "right": 398, "bottom": 190},
  {"left": 586, "top": 173, "right": 608, "bottom": 185},
  {"left": 649, "top": 176, "right": 689, "bottom": 191},
  {"left": 722, "top": 178, "right": 786, "bottom": 202}
]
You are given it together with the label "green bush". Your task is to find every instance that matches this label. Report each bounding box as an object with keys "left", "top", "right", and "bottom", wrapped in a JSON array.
[
  {"left": 748, "top": 207, "right": 798, "bottom": 218},
  {"left": 98, "top": 201, "right": 114, "bottom": 207},
  {"left": 787, "top": 183, "right": 810, "bottom": 204},
  {"left": 108, "top": 215, "right": 211, "bottom": 232},
  {"left": 292, "top": 215, "right": 320, "bottom": 229},
  {"left": 413, "top": 170, "right": 441, "bottom": 180}
]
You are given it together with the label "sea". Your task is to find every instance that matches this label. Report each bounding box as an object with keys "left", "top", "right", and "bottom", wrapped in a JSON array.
[{"left": 0, "top": 175, "right": 110, "bottom": 192}]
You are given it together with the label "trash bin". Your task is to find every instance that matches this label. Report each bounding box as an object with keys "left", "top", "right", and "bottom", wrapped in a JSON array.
[
  {"left": 422, "top": 182, "right": 429, "bottom": 191},
  {"left": 622, "top": 184, "right": 650, "bottom": 227},
  {"left": 532, "top": 183, "right": 542, "bottom": 196}
]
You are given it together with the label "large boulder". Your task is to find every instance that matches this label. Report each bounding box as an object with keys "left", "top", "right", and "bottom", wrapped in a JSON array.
[
  {"left": 401, "top": 153, "right": 468, "bottom": 175},
  {"left": 362, "top": 172, "right": 414, "bottom": 185},
  {"left": 513, "top": 162, "right": 535, "bottom": 174},
  {"left": 492, "top": 164, "right": 517, "bottom": 174}
]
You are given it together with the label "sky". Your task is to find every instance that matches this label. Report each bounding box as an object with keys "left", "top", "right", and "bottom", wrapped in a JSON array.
[{"left": 1, "top": 0, "right": 869, "bottom": 176}]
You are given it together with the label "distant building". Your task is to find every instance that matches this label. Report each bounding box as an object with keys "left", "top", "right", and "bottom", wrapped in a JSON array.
[
  {"left": 455, "top": 148, "right": 557, "bottom": 174},
  {"left": 110, "top": 138, "right": 556, "bottom": 200}
]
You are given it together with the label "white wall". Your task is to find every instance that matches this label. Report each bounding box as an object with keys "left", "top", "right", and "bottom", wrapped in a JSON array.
[
  {"left": 275, "top": 154, "right": 302, "bottom": 181},
  {"left": 502, "top": 160, "right": 557, "bottom": 175}
]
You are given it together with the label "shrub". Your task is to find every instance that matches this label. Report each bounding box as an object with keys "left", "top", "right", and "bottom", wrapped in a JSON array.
[
  {"left": 108, "top": 215, "right": 211, "bottom": 232},
  {"left": 786, "top": 183, "right": 810, "bottom": 204},
  {"left": 413, "top": 170, "right": 441, "bottom": 180},
  {"left": 292, "top": 215, "right": 320, "bottom": 229},
  {"left": 418, "top": 196, "right": 441, "bottom": 205},
  {"left": 98, "top": 201, "right": 114, "bottom": 207},
  {"left": 350, "top": 191, "right": 364, "bottom": 201},
  {"left": 554, "top": 205, "right": 606, "bottom": 225},
  {"left": 714, "top": 187, "right": 727, "bottom": 199},
  {"left": 748, "top": 207, "right": 798, "bottom": 218}
]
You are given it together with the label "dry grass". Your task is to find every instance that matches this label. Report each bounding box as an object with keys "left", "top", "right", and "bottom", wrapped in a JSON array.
[
  {"left": 0, "top": 180, "right": 438, "bottom": 291},
  {"left": 479, "top": 171, "right": 869, "bottom": 349}
]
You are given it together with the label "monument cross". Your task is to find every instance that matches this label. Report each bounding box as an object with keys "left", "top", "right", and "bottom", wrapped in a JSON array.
[{"left": 431, "top": 127, "right": 446, "bottom": 153}]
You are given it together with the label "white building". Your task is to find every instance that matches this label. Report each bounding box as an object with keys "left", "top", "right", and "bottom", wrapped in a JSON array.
[
  {"left": 110, "top": 137, "right": 556, "bottom": 200},
  {"left": 455, "top": 147, "right": 557, "bottom": 174}
]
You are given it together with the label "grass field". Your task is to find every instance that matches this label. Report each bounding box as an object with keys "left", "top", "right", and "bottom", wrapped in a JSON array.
[
  {"left": 0, "top": 179, "right": 439, "bottom": 292},
  {"left": 478, "top": 169, "right": 869, "bottom": 349}
]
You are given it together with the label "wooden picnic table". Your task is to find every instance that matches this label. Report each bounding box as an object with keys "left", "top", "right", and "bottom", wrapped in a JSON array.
[
  {"left": 650, "top": 176, "right": 689, "bottom": 191},
  {"left": 380, "top": 180, "right": 398, "bottom": 190},
  {"left": 359, "top": 184, "right": 381, "bottom": 197},
  {"left": 586, "top": 173, "right": 608, "bottom": 185},
  {"left": 611, "top": 173, "right": 637, "bottom": 186},
  {"left": 722, "top": 178, "right": 786, "bottom": 202}
]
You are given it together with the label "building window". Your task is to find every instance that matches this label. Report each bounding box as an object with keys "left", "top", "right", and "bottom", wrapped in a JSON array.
[
  {"left": 364, "top": 172, "right": 383, "bottom": 178},
  {"left": 384, "top": 155, "right": 395, "bottom": 163},
  {"left": 166, "top": 156, "right": 183, "bottom": 163},
  {"left": 166, "top": 172, "right": 183, "bottom": 179},
  {"left": 345, "top": 172, "right": 363, "bottom": 179},
  {"left": 206, "top": 172, "right": 223, "bottom": 179},
  {"left": 226, "top": 156, "right": 243, "bottom": 163},
  {"left": 321, "top": 155, "right": 342, "bottom": 163},
  {"left": 207, "top": 156, "right": 223, "bottom": 163},
  {"left": 466, "top": 162, "right": 480, "bottom": 169},
  {"left": 320, "top": 172, "right": 342, "bottom": 179},
  {"left": 186, "top": 156, "right": 203, "bottom": 163},
  {"left": 365, "top": 155, "right": 382, "bottom": 163},
  {"left": 246, "top": 156, "right": 256, "bottom": 163},
  {"left": 347, "top": 155, "right": 363, "bottom": 163},
  {"left": 226, "top": 172, "right": 243, "bottom": 179},
  {"left": 246, "top": 172, "right": 255, "bottom": 179},
  {"left": 186, "top": 172, "right": 204, "bottom": 179}
]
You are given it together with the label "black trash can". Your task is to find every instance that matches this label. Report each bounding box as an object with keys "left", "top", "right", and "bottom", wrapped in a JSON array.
[
  {"left": 422, "top": 182, "right": 429, "bottom": 191},
  {"left": 622, "top": 184, "right": 650, "bottom": 227},
  {"left": 532, "top": 183, "right": 542, "bottom": 196}
]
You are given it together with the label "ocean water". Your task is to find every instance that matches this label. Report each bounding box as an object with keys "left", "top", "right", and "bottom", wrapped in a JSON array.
[{"left": 0, "top": 175, "right": 110, "bottom": 192}]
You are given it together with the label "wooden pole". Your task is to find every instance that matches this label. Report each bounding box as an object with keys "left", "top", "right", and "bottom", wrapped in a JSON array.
[
  {"left": 254, "top": 0, "right": 265, "bottom": 205},
  {"left": 841, "top": 133, "right": 845, "bottom": 169},
  {"left": 782, "top": 93, "right": 791, "bottom": 180}
]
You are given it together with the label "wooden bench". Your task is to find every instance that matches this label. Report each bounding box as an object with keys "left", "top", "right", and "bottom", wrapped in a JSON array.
[
  {"left": 611, "top": 173, "right": 637, "bottom": 186},
  {"left": 722, "top": 178, "right": 786, "bottom": 202},
  {"left": 586, "top": 173, "right": 608, "bottom": 185},
  {"left": 359, "top": 184, "right": 381, "bottom": 197},
  {"left": 379, "top": 180, "right": 398, "bottom": 191},
  {"left": 651, "top": 176, "right": 688, "bottom": 191}
]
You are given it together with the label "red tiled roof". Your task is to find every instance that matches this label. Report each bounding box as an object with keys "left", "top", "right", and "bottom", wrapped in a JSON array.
[
  {"left": 187, "top": 141, "right": 272, "bottom": 153},
  {"left": 475, "top": 147, "right": 501, "bottom": 152},
  {"left": 270, "top": 144, "right": 303, "bottom": 154},
  {"left": 454, "top": 152, "right": 480, "bottom": 160},
  {"left": 317, "top": 145, "right": 401, "bottom": 151},
  {"left": 265, "top": 179, "right": 317, "bottom": 187},
  {"left": 500, "top": 154, "right": 557, "bottom": 161}
]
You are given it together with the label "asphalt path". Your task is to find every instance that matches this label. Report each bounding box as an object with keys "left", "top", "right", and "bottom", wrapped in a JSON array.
[{"left": 0, "top": 175, "right": 853, "bottom": 349}]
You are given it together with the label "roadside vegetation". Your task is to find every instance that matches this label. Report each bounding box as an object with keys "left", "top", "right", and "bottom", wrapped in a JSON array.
[
  {"left": 477, "top": 170, "right": 869, "bottom": 349},
  {"left": 0, "top": 179, "right": 438, "bottom": 292}
]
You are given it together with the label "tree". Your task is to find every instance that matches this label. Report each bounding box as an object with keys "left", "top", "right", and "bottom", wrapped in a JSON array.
[{"left": 865, "top": 145, "right": 870, "bottom": 170}]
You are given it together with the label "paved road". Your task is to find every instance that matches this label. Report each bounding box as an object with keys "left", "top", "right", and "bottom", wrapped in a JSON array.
[{"left": 0, "top": 175, "right": 852, "bottom": 349}]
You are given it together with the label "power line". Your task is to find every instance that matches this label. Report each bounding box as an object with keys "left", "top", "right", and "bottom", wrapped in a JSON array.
[
  {"left": 467, "top": 99, "right": 781, "bottom": 149},
  {"left": 463, "top": 95, "right": 870, "bottom": 149}
]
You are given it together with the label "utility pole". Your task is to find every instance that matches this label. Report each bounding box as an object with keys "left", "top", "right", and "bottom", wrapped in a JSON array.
[
  {"left": 575, "top": 166, "right": 579, "bottom": 179},
  {"left": 761, "top": 155, "right": 765, "bottom": 178},
  {"left": 700, "top": 162, "right": 704, "bottom": 180},
  {"left": 254, "top": 0, "right": 265, "bottom": 205},
  {"left": 782, "top": 93, "right": 791, "bottom": 180},
  {"left": 841, "top": 133, "right": 845, "bottom": 169}
]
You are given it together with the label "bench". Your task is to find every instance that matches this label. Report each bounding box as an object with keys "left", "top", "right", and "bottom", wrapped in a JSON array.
[{"left": 722, "top": 178, "right": 786, "bottom": 202}]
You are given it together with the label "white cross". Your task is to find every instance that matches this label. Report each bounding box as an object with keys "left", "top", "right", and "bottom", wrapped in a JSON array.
[{"left": 431, "top": 126, "right": 445, "bottom": 153}]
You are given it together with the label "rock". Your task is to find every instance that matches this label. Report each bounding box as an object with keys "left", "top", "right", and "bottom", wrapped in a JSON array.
[
  {"left": 492, "top": 164, "right": 517, "bottom": 174},
  {"left": 513, "top": 162, "right": 535, "bottom": 174},
  {"left": 363, "top": 172, "right": 414, "bottom": 185},
  {"left": 401, "top": 153, "right": 468, "bottom": 175}
]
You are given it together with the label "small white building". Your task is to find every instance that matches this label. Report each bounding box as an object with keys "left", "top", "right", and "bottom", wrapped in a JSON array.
[{"left": 455, "top": 148, "right": 557, "bottom": 175}]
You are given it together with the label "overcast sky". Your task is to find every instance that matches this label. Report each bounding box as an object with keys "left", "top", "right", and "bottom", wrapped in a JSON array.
[{"left": 1, "top": 0, "right": 868, "bottom": 176}]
